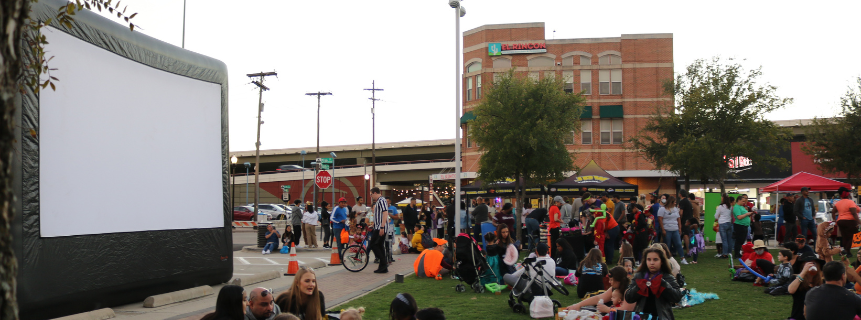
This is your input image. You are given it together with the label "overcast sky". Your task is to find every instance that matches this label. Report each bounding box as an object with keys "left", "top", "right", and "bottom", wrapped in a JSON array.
[{"left": 93, "top": 0, "right": 861, "bottom": 152}]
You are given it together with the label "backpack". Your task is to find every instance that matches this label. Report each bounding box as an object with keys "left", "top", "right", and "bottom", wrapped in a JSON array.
[{"left": 421, "top": 232, "right": 436, "bottom": 250}]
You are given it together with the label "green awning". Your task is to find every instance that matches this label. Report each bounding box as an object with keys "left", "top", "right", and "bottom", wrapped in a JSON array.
[
  {"left": 461, "top": 111, "right": 476, "bottom": 124},
  {"left": 599, "top": 105, "right": 623, "bottom": 118},
  {"left": 581, "top": 106, "right": 593, "bottom": 118}
]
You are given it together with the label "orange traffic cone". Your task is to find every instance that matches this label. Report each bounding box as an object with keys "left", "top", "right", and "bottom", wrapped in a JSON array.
[
  {"left": 328, "top": 245, "right": 341, "bottom": 266},
  {"left": 285, "top": 243, "right": 299, "bottom": 276}
]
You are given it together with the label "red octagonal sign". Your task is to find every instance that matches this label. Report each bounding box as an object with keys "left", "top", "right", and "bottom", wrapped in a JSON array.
[{"left": 315, "top": 170, "right": 332, "bottom": 189}]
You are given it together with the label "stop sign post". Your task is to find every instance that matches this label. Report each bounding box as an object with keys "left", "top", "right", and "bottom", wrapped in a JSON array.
[{"left": 315, "top": 170, "right": 332, "bottom": 189}]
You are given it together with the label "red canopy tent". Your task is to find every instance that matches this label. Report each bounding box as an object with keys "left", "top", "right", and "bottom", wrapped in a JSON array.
[{"left": 761, "top": 171, "right": 851, "bottom": 193}]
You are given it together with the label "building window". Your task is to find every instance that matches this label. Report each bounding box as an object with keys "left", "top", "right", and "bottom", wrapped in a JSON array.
[
  {"left": 580, "top": 70, "right": 591, "bottom": 95},
  {"left": 476, "top": 75, "right": 482, "bottom": 99},
  {"left": 527, "top": 56, "right": 554, "bottom": 67},
  {"left": 544, "top": 71, "right": 555, "bottom": 81},
  {"left": 599, "top": 54, "right": 621, "bottom": 65},
  {"left": 563, "top": 71, "right": 574, "bottom": 93},
  {"left": 494, "top": 73, "right": 500, "bottom": 82},
  {"left": 465, "top": 124, "right": 471, "bottom": 148},
  {"left": 493, "top": 58, "right": 511, "bottom": 69},
  {"left": 466, "top": 77, "right": 473, "bottom": 101},
  {"left": 600, "top": 119, "right": 623, "bottom": 144},
  {"left": 581, "top": 120, "right": 592, "bottom": 144},
  {"left": 467, "top": 62, "right": 482, "bottom": 73},
  {"left": 580, "top": 55, "right": 591, "bottom": 65},
  {"left": 563, "top": 131, "right": 574, "bottom": 145},
  {"left": 529, "top": 72, "right": 539, "bottom": 83},
  {"left": 599, "top": 69, "right": 622, "bottom": 95}
]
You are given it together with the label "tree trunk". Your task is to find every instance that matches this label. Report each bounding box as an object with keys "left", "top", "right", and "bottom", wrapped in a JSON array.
[
  {"left": 1, "top": 1, "right": 27, "bottom": 319},
  {"left": 514, "top": 171, "right": 523, "bottom": 243},
  {"left": 684, "top": 174, "right": 690, "bottom": 192}
]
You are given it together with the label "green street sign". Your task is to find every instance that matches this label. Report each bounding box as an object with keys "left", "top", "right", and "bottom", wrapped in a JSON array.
[
  {"left": 321, "top": 164, "right": 330, "bottom": 170},
  {"left": 281, "top": 185, "right": 291, "bottom": 192},
  {"left": 321, "top": 157, "right": 334, "bottom": 164}
]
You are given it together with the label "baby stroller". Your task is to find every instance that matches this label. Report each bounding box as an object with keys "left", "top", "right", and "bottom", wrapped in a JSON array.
[
  {"left": 507, "top": 257, "right": 570, "bottom": 314},
  {"left": 453, "top": 233, "right": 498, "bottom": 293}
]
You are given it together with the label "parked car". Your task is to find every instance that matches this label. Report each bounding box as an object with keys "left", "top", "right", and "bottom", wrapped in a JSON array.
[
  {"left": 258, "top": 204, "right": 288, "bottom": 220},
  {"left": 233, "top": 206, "right": 255, "bottom": 221},
  {"left": 814, "top": 200, "right": 835, "bottom": 224}
]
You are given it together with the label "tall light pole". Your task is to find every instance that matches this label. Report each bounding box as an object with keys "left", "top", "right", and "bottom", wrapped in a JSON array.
[
  {"left": 244, "top": 162, "right": 251, "bottom": 205},
  {"left": 364, "top": 82, "right": 383, "bottom": 189},
  {"left": 182, "top": 0, "right": 187, "bottom": 48},
  {"left": 449, "top": 0, "right": 466, "bottom": 233},
  {"left": 301, "top": 150, "right": 307, "bottom": 203},
  {"left": 331, "top": 152, "right": 338, "bottom": 208},
  {"left": 311, "top": 161, "right": 318, "bottom": 209},
  {"left": 306, "top": 91, "right": 332, "bottom": 206},
  {"left": 248, "top": 71, "right": 277, "bottom": 222},
  {"left": 231, "top": 155, "right": 238, "bottom": 211}
]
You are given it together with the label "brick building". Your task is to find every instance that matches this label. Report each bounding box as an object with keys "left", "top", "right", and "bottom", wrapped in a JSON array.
[{"left": 460, "top": 22, "right": 676, "bottom": 193}]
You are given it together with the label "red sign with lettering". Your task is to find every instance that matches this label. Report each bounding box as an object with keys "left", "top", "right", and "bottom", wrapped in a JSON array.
[{"left": 315, "top": 171, "right": 332, "bottom": 189}]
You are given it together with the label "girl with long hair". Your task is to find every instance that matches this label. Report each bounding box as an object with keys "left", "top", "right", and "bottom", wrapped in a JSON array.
[
  {"left": 555, "top": 238, "right": 579, "bottom": 276},
  {"left": 275, "top": 268, "right": 326, "bottom": 320},
  {"left": 200, "top": 285, "right": 245, "bottom": 320},
  {"left": 575, "top": 248, "right": 609, "bottom": 298},
  {"left": 658, "top": 196, "right": 685, "bottom": 264},
  {"left": 496, "top": 224, "right": 519, "bottom": 275},
  {"left": 566, "top": 266, "right": 635, "bottom": 312},
  {"left": 617, "top": 241, "right": 634, "bottom": 266},
  {"left": 715, "top": 194, "right": 735, "bottom": 258},
  {"left": 787, "top": 259, "right": 824, "bottom": 320},
  {"left": 651, "top": 243, "right": 680, "bottom": 276},
  {"left": 624, "top": 248, "right": 683, "bottom": 320},
  {"left": 389, "top": 293, "right": 418, "bottom": 320}
]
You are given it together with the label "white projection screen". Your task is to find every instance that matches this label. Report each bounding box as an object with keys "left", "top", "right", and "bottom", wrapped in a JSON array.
[{"left": 39, "top": 27, "right": 223, "bottom": 237}]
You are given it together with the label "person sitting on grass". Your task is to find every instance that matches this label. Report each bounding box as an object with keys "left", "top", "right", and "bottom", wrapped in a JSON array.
[
  {"left": 413, "top": 238, "right": 452, "bottom": 278},
  {"left": 744, "top": 240, "right": 773, "bottom": 286},
  {"left": 496, "top": 224, "right": 519, "bottom": 275},
  {"left": 415, "top": 308, "right": 445, "bottom": 320},
  {"left": 803, "top": 261, "right": 861, "bottom": 320},
  {"left": 339, "top": 307, "right": 365, "bottom": 320},
  {"left": 624, "top": 247, "right": 683, "bottom": 320},
  {"left": 482, "top": 232, "right": 502, "bottom": 284},
  {"left": 201, "top": 285, "right": 245, "bottom": 320},
  {"left": 651, "top": 243, "right": 680, "bottom": 277},
  {"left": 408, "top": 225, "right": 425, "bottom": 253},
  {"left": 574, "top": 248, "right": 609, "bottom": 298},
  {"left": 763, "top": 249, "right": 794, "bottom": 295},
  {"left": 555, "top": 238, "right": 579, "bottom": 276},
  {"left": 788, "top": 252, "right": 824, "bottom": 320},
  {"left": 565, "top": 266, "right": 635, "bottom": 312},
  {"left": 389, "top": 293, "right": 417, "bottom": 320},
  {"left": 617, "top": 241, "right": 633, "bottom": 267}
]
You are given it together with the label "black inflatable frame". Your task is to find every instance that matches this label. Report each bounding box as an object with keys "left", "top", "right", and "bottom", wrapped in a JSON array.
[{"left": 14, "top": 1, "right": 232, "bottom": 319}]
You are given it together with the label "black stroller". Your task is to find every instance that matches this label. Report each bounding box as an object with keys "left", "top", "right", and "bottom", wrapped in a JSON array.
[
  {"left": 507, "top": 257, "right": 569, "bottom": 314},
  {"left": 452, "top": 233, "right": 498, "bottom": 293}
]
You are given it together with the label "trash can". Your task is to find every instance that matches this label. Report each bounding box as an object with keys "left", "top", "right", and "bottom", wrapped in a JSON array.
[{"left": 257, "top": 222, "right": 272, "bottom": 248}]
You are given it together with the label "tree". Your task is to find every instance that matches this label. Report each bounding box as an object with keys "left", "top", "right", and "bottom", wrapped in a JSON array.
[
  {"left": 469, "top": 69, "right": 585, "bottom": 240},
  {"left": 1, "top": 1, "right": 135, "bottom": 318},
  {"left": 629, "top": 57, "right": 793, "bottom": 194},
  {"left": 802, "top": 77, "right": 861, "bottom": 185}
]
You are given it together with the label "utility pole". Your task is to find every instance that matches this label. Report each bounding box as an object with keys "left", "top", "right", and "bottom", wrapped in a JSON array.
[
  {"left": 248, "top": 71, "right": 277, "bottom": 222},
  {"left": 364, "top": 81, "right": 383, "bottom": 190},
  {"left": 305, "top": 91, "right": 332, "bottom": 207}
]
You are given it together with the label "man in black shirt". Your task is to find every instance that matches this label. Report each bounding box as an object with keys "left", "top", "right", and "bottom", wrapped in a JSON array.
[
  {"left": 804, "top": 261, "right": 861, "bottom": 320},
  {"left": 402, "top": 198, "right": 419, "bottom": 241},
  {"left": 783, "top": 194, "right": 797, "bottom": 243},
  {"left": 678, "top": 189, "right": 693, "bottom": 255},
  {"left": 525, "top": 207, "right": 548, "bottom": 252},
  {"left": 472, "top": 197, "right": 489, "bottom": 243}
]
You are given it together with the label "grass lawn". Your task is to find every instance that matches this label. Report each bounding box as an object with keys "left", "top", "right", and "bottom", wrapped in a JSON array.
[{"left": 330, "top": 252, "right": 798, "bottom": 320}]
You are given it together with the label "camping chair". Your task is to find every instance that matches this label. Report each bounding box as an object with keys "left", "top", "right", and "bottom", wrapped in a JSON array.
[{"left": 761, "top": 221, "right": 775, "bottom": 245}]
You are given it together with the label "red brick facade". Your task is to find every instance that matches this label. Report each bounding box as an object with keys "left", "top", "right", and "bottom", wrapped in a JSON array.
[{"left": 461, "top": 23, "right": 673, "bottom": 185}]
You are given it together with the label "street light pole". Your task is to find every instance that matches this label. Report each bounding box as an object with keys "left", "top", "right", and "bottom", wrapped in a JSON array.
[
  {"left": 306, "top": 92, "right": 332, "bottom": 206},
  {"left": 364, "top": 82, "right": 383, "bottom": 190},
  {"left": 248, "top": 71, "right": 277, "bottom": 222},
  {"left": 449, "top": 0, "right": 465, "bottom": 234},
  {"left": 331, "top": 152, "right": 338, "bottom": 208},
  {"left": 301, "top": 150, "right": 306, "bottom": 203},
  {"left": 244, "top": 162, "right": 251, "bottom": 205}
]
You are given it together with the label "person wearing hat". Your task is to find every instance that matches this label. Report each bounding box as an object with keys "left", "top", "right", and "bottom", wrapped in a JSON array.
[
  {"left": 831, "top": 186, "right": 860, "bottom": 256},
  {"left": 413, "top": 238, "right": 452, "bottom": 278},
  {"left": 332, "top": 197, "right": 350, "bottom": 256},
  {"left": 747, "top": 240, "right": 774, "bottom": 286},
  {"left": 794, "top": 187, "right": 818, "bottom": 248},
  {"left": 788, "top": 251, "right": 825, "bottom": 320}
]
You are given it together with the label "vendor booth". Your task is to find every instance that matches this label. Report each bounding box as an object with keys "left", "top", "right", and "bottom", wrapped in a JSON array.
[
  {"left": 761, "top": 172, "right": 852, "bottom": 242},
  {"left": 548, "top": 160, "right": 639, "bottom": 196}
]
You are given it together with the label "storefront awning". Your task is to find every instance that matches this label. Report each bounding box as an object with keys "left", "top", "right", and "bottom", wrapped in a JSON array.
[{"left": 460, "top": 111, "right": 476, "bottom": 124}]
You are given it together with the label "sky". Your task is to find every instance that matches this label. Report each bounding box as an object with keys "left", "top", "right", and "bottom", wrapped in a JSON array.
[{"left": 91, "top": 0, "right": 861, "bottom": 152}]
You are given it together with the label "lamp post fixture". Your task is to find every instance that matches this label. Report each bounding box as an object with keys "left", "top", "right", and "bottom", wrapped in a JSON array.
[
  {"left": 306, "top": 92, "right": 332, "bottom": 206},
  {"left": 364, "top": 174, "right": 370, "bottom": 202},
  {"left": 231, "top": 155, "right": 238, "bottom": 212},
  {"left": 330, "top": 152, "right": 338, "bottom": 207},
  {"left": 449, "top": 0, "right": 466, "bottom": 234},
  {"left": 244, "top": 162, "right": 251, "bottom": 206}
]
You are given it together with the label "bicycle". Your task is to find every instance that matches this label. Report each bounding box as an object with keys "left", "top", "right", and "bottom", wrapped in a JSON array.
[{"left": 341, "top": 232, "right": 370, "bottom": 272}]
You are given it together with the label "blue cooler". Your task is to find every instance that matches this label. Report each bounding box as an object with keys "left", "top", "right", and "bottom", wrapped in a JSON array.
[{"left": 481, "top": 222, "right": 496, "bottom": 251}]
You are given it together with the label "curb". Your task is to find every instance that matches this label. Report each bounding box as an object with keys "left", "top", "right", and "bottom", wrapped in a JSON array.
[
  {"left": 230, "top": 270, "right": 281, "bottom": 287},
  {"left": 143, "top": 286, "right": 214, "bottom": 308},
  {"left": 51, "top": 308, "right": 115, "bottom": 320},
  {"left": 328, "top": 271, "right": 416, "bottom": 309}
]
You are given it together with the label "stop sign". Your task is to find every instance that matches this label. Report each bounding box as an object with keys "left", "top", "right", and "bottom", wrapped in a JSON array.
[{"left": 315, "top": 170, "right": 332, "bottom": 189}]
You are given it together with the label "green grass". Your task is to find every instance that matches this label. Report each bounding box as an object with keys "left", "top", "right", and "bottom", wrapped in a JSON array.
[{"left": 330, "top": 253, "right": 797, "bottom": 320}]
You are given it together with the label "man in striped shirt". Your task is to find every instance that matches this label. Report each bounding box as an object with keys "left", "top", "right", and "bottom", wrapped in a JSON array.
[{"left": 370, "top": 187, "right": 389, "bottom": 273}]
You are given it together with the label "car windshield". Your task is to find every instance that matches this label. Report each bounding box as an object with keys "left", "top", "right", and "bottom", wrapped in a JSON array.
[{"left": 818, "top": 202, "right": 828, "bottom": 212}]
